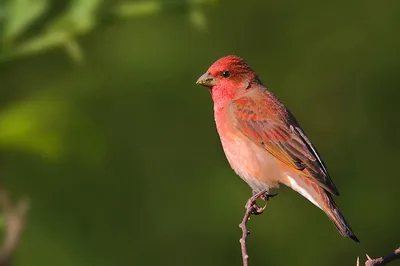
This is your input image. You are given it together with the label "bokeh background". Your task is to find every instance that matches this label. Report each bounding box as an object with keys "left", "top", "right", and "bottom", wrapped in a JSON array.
[{"left": 1, "top": 0, "right": 400, "bottom": 265}]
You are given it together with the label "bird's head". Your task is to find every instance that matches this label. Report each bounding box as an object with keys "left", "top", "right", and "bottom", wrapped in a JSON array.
[{"left": 196, "top": 55, "right": 260, "bottom": 105}]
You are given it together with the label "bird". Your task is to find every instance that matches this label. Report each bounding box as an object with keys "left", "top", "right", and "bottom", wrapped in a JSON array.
[{"left": 196, "top": 55, "right": 359, "bottom": 242}]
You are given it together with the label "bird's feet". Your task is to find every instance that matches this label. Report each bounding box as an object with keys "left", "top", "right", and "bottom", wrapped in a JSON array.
[
  {"left": 245, "top": 190, "right": 276, "bottom": 215},
  {"left": 249, "top": 203, "right": 265, "bottom": 215},
  {"left": 261, "top": 192, "right": 278, "bottom": 201},
  {"left": 244, "top": 199, "right": 264, "bottom": 215},
  {"left": 252, "top": 190, "right": 278, "bottom": 201},
  {"left": 246, "top": 190, "right": 278, "bottom": 215}
]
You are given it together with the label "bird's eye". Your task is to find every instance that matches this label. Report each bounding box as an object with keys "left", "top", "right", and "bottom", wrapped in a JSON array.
[{"left": 222, "top": 70, "right": 231, "bottom": 78}]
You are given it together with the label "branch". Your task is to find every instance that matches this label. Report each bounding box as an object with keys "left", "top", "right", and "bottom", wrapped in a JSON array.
[
  {"left": 239, "top": 190, "right": 268, "bottom": 266},
  {"left": 239, "top": 191, "right": 400, "bottom": 266},
  {"left": 0, "top": 189, "right": 29, "bottom": 266},
  {"left": 357, "top": 247, "right": 400, "bottom": 266}
]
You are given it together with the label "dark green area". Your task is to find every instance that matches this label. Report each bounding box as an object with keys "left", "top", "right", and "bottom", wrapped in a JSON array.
[{"left": 1, "top": 0, "right": 400, "bottom": 265}]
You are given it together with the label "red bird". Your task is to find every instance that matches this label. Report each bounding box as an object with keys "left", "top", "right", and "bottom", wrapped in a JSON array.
[{"left": 196, "top": 55, "right": 359, "bottom": 242}]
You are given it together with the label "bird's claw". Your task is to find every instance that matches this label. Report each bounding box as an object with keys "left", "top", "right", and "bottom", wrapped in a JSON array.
[
  {"left": 251, "top": 205, "right": 265, "bottom": 215},
  {"left": 249, "top": 203, "right": 266, "bottom": 215},
  {"left": 261, "top": 192, "right": 278, "bottom": 201},
  {"left": 246, "top": 190, "right": 274, "bottom": 216}
]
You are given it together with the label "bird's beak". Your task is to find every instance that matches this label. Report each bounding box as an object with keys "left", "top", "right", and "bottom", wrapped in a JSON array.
[{"left": 196, "top": 72, "right": 216, "bottom": 87}]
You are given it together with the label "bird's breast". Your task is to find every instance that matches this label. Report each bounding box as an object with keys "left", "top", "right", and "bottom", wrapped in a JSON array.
[{"left": 214, "top": 109, "right": 282, "bottom": 192}]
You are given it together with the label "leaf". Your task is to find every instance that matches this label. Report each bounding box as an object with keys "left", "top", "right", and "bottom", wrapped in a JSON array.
[
  {"left": 3, "top": 0, "right": 49, "bottom": 42},
  {"left": 0, "top": 31, "right": 69, "bottom": 61},
  {"left": 47, "top": 0, "right": 102, "bottom": 34},
  {"left": 114, "top": 1, "right": 162, "bottom": 18},
  {"left": 189, "top": 7, "right": 207, "bottom": 31},
  {"left": 0, "top": 90, "right": 68, "bottom": 159},
  {"left": 64, "top": 38, "right": 84, "bottom": 63}
]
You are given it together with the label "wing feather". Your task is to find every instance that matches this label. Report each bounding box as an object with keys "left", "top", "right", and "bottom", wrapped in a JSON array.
[{"left": 231, "top": 96, "right": 339, "bottom": 195}]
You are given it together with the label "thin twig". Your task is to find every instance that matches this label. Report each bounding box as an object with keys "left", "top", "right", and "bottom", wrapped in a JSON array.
[
  {"left": 357, "top": 247, "right": 400, "bottom": 266},
  {"left": 0, "top": 188, "right": 29, "bottom": 266},
  {"left": 239, "top": 190, "right": 267, "bottom": 266}
]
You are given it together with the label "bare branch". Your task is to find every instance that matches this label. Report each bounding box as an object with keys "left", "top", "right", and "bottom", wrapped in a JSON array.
[
  {"left": 239, "top": 190, "right": 268, "bottom": 266},
  {"left": 360, "top": 247, "right": 400, "bottom": 266},
  {"left": 238, "top": 190, "right": 399, "bottom": 266},
  {"left": 0, "top": 189, "right": 29, "bottom": 266}
]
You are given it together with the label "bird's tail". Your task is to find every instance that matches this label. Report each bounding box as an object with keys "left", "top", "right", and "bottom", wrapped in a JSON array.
[
  {"left": 284, "top": 174, "right": 359, "bottom": 242},
  {"left": 323, "top": 192, "right": 360, "bottom": 243}
]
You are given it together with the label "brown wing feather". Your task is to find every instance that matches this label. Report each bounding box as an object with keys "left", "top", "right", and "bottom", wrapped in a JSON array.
[{"left": 231, "top": 96, "right": 339, "bottom": 196}]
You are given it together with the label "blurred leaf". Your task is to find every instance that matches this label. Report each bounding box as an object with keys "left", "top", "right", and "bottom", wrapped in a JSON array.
[
  {"left": 42, "top": 0, "right": 101, "bottom": 61},
  {"left": 0, "top": 91, "right": 68, "bottom": 159},
  {"left": 0, "top": 5, "right": 5, "bottom": 24},
  {"left": 3, "top": 0, "right": 49, "bottom": 42},
  {"left": 114, "top": 1, "right": 162, "bottom": 18},
  {"left": 64, "top": 38, "right": 84, "bottom": 63},
  {"left": 48, "top": 0, "right": 101, "bottom": 34},
  {"left": 189, "top": 0, "right": 218, "bottom": 4},
  {"left": 189, "top": 8, "right": 207, "bottom": 31},
  {"left": 0, "top": 0, "right": 216, "bottom": 62},
  {"left": 0, "top": 31, "right": 69, "bottom": 61}
]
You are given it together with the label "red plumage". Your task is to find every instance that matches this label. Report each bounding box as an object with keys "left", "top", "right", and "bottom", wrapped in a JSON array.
[{"left": 196, "top": 55, "right": 359, "bottom": 242}]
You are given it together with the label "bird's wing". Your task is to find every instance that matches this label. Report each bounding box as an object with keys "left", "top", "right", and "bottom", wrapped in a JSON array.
[{"left": 230, "top": 96, "right": 339, "bottom": 196}]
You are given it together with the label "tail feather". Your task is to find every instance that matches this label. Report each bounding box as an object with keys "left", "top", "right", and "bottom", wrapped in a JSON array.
[
  {"left": 324, "top": 193, "right": 360, "bottom": 243},
  {"left": 284, "top": 174, "right": 359, "bottom": 242}
]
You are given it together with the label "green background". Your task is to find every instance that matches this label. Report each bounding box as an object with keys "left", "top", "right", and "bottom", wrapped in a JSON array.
[{"left": 1, "top": 0, "right": 399, "bottom": 265}]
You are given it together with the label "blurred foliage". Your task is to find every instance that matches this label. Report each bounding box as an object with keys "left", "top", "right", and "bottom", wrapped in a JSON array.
[
  {"left": 1, "top": 0, "right": 400, "bottom": 266},
  {"left": 1, "top": 0, "right": 213, "bottom": 61}
]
